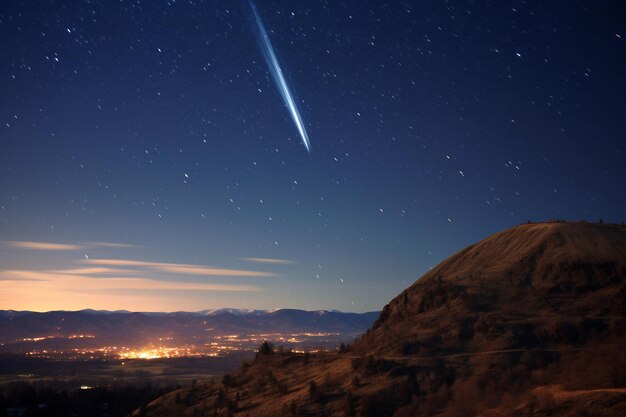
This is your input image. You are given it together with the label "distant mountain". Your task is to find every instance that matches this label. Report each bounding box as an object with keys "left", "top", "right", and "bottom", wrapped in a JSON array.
[
  {"left": 79, "top": 308, "right": 132, "bottom": 314},
  {"left": 199, "top": 308, "right": 270, "bottom": 316},
  {"left": 0, "top": 308, "right": 378, "bottom": 349},
  {"left": 138, "top": 222, "right": 626, "bottom": 417}
]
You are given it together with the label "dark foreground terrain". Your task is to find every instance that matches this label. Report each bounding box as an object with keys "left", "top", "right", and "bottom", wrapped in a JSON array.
[
  {"left": 0, "top": 352, "right": 256, "bottom": 417},
  {"left": 137, "top": 222, "right": 626, "bottom": 417},
  {"left": 0, "top": 381, "right": 170, "bottom": 417}
]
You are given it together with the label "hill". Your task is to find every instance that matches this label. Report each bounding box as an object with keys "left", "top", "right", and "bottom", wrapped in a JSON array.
[
  {"left": 136, "top": 222, "right": 626, "bottom": 417},
  {"left": 356, "top": 221, "right": 626, "bottom": 357}
]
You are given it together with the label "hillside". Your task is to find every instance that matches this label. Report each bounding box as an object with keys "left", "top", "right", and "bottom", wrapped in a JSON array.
[
  {"left": 136, "top": 222, "right": 626, "bottom": 417},
  {"left": 356, "top": 221, "right": 626, "bottom": 357}
]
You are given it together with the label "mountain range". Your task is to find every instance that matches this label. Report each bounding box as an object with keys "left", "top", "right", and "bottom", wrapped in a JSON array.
[{"left": 0, "top": 309, "right": 379, "bottom": 352}]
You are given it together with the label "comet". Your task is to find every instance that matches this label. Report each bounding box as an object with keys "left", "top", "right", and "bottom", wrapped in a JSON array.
[{"left": 248, "top": 0, "right": 312, "bottom": 152}]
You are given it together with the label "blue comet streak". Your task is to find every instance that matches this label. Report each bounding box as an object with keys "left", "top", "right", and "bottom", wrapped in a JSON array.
[{"left": 249, "top": 1, "right": 311, "bottom": 152}]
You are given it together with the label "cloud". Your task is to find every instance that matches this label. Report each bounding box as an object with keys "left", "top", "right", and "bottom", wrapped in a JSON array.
[
  {"left": 5, "top": 241, "right": 140, "bottom": 251},
  {"left": 0, "top": 268, "right": 142, "bottom": 280},
  {"left": 0, "top": 270, "right": 262, "bottom": 292},
  {"left": 83, "top": 242, "right": 140, "bottom": 248},
  {"left": 155, "top": 264, "right": 275, "bottom": 277},
  {"left": 240, "top": 257, "right": 295, "bottom": 265},
  {"left": 6, "top": 241, "right": 85, "bottom": 251},
  {"left": 0, "top": 254, "right": 276, "bottom": 311},
  {"left": 91, "top": 278, "right": 259, "bottom": 292},
  {"left": 0, "top": 270, "right": 49, "bottom": 281},
  {"left": 81, "top": 259, "right": 149, "bottom": 267},
  {"left": 51, "top": 267, "right": 142, "bottom": 276},
  {"left": 0, "top": 254, "right": 274, "bottom": 311},
  {"left": 84, "top": 259, "right": 277, "bottom": 277}
]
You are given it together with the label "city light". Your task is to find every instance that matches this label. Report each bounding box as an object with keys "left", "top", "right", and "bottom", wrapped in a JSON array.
[{"left": 18, "top": 332, "right": 343, "bottom": 360}]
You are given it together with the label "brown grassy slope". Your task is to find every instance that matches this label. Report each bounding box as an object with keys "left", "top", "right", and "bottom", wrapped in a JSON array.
[
  {"left": 136, "top": 222, "right": 626, "bottom": 417},
  {"left": 354, "top": 222, "right": 626, "bottom": 357},
  {"left": 134, "top": 350, "right": 447, "bottom": 417}
]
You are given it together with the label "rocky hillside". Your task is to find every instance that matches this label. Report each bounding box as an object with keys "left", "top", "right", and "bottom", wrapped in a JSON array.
[
  {"left": 355, "top": 221, "right": 626, "bottom": 357},
  {"left": 135, "top": 222, "right": 626, "bottom": 417}
]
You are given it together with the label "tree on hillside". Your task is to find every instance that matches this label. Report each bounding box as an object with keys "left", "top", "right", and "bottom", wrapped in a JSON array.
[
  {"left": 308, "top": 381, "right": 320, "bottom": 402},
  {"left": 258, "top": 341, "right": 274, "bottom": 355}
]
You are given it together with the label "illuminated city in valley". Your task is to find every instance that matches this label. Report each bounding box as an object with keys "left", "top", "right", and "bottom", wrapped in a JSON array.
[
  {"left": 13, "top": 332, "right": 342, "bottom": 360},
  {"left": 0, "top": 308, "right": 375, "bottom": 368}
]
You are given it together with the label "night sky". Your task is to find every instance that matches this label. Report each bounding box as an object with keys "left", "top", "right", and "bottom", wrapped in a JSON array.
[{"left": 1, "top": 1, "right": 625, "bottom": 312}]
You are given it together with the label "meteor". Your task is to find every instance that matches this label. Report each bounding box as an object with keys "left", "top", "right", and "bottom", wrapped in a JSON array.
[{"left": 248, "top": 0, "right": 311, "bottom": 152}]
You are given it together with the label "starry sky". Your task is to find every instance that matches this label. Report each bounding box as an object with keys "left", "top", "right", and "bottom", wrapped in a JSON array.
[{"left": 1, "top": 0, "right": 625, "bottom": 313}]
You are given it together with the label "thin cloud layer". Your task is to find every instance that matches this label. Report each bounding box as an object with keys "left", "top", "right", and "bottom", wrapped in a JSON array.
[
  {"left": 0, "top": 242, "right": 278, "bottom": 311},
  {"left": 5, "top": 241, "right": 140, "bottom": 251},
  {"left": 0, "top": 270, "right": 260, "bottom": 292},
  {"left": 83, "top": 242, "right": 140, "bottom": 248},
  {"left": 84, "top": 259, "right": 277, "bottom": 277},
  {"left": 240, "top": 257, "right": 295, "bottom": 265},
  {"left": 51, "top": 267, "right": 142, "bottom": 276},
  {"left": 5, "top": 241, "right": 85, "bottom": 251},
  {"left": 0, "top": 269, "right": 262, "bottom": 311}
]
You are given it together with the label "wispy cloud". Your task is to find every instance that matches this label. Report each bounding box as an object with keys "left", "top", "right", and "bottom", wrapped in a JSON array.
[
  {"left": 80, "top": 259, "right": 150, "bottom": 267},
  {"left": 6, "top": 241, "right": 85, "bottom": 251},
  {"left": 0, "top": 275, "right": 262, "bottom": 312},
  {"left": 83, "top": 242, "right": 140, "bottom": 248},
  {"left": 0, "top": 270, "right": 49, "bottom": 281},
  {"left": 84, "top": 259, "right": 277, "bottom": 277},
  {"left": 0, "top": 251, "right": 275, "bottom": 311},
  {"left": 240, "top": 257, "right": 295, "bottom": 265},
  {"left": 0, "top": 270, "right": 261, "bottom": 292},
  {"left": 154, "top": 264, "right": 275, "bottom": 277},
  {"left": 5, "top": 241, "right": 140, "bottom": 251},
  {"left": 51, "top": 267, "right": 142, "bottom": 276}
]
